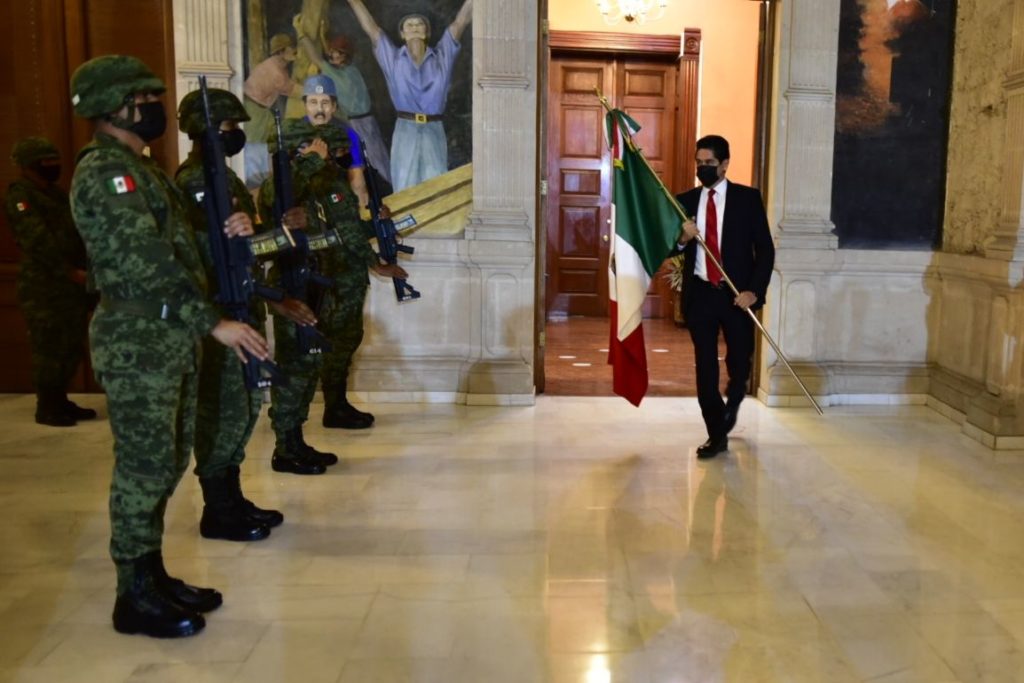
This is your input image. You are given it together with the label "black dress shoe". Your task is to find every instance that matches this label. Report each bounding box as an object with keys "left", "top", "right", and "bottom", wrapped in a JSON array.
[
  {"left": 723, "top": 404, "right": 739, "bottom": 435},
  {"left": 696, "top": 436, "right": 728, "bottom": 460}
]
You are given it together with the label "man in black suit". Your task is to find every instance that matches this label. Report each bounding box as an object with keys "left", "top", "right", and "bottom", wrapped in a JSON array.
[{"left": 676, "top": 136, "right": 775, "bottom": 459}]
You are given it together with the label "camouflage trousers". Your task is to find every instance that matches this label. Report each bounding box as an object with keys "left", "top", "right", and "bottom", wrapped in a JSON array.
[
  {"left": 193, "top": 337, "right": 263, "bottom": 479},
  {"left": 99, "top": 368, "right": 197, "bottom": 594},
  {"left": 24, "top": 303, "right": 88, "bottom": 395},
  {"left": 269, "top": 313, "right": 323, "bottom": 442},
  {"left": 320, "top": 284, "right": 367, "bottom": 391}
]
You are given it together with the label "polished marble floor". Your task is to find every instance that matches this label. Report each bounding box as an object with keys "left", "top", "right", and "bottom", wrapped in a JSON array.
[{"left": 2, "top": 393, "right": 1024, "bottom": 682}]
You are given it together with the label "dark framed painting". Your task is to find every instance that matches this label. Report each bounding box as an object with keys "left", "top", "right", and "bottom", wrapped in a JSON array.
[{"left": 831, "top": 0, "right": 956, "bottom": 248}]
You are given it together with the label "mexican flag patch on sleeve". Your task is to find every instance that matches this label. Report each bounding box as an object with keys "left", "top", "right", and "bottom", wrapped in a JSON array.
[
  {"left": 15, "top": 201, "right": 29, "bottom": 213},
  {"left": 106, "top": 175, "right": 137, "bottom": 195},
  {"left": 329, "top": 192, "right": 342, "bottom": 203}
]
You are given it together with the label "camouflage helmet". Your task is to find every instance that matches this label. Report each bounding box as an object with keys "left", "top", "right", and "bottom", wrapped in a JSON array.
[
  {"left": 70, "top": 55, "right": 166, "bottom": 119},
  {"left": 11, "top": 136, "right": 60, "bottom": 168},
  {"left": 177, "top": 87, "right": 249, "bottom": 137},
  {"left": 268, "top": 117, "right": 317, "bottom": 153}
]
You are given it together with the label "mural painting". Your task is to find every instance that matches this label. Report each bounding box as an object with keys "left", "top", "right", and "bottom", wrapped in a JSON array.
[
  {"left": 243, "top": 0, "right": 473, "bottom": 235},
  {"left": 831, "top": 0, "right": 956, "bottom": 247}
]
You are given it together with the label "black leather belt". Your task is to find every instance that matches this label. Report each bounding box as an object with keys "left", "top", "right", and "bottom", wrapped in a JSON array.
[
  {"left": 396, "top": 111, "right": 442, "bottom": 123},
  {"left": 696, "top": 278, "right": 729, "bottom": 290}
]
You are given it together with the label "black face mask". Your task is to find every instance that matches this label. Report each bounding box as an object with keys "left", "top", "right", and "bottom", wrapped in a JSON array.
[
  {"left": 35, "top": 163, "right": 61, "bottom": 183},
  {"left": 129, "top": 101, "right": 167, "bottom": 142},
  {"left": 219, "top": 129, "right": 247, "bottom": 157},
  {"left": 696, "top": 164, "right": 720, "bottom": 188}
]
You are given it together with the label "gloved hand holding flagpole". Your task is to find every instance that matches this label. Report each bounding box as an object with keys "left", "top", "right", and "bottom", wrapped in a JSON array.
[{"left": 597, "top": 89, "right": 823, "bottom": 415}]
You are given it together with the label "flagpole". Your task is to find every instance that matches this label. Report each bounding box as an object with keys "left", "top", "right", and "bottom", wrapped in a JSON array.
[{"left": 596, "top": 90, "right": 824, "bottom": 415}]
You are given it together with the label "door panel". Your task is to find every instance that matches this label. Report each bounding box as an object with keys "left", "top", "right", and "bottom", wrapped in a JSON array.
[{"left": 546, "top": 58, "right": 613, "bottom": 317}]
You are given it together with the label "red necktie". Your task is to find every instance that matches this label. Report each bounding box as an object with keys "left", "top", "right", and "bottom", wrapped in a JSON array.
[{"left": 705, "top": 188, "right": 722, "bottom": 285}]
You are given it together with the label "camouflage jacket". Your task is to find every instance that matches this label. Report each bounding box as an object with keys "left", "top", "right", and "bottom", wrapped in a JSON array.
[
  {"left": 174, "top": 150, "right": 267, "bottom": 324},
  {"left": 3, "top": 177, "right": 89, "bottom": 310},
  {"left": 258, "top": 153, "right": 376, "bottom": 289},
  {"left": 70, "top": 133, "right": 220, "bottom": 374}
]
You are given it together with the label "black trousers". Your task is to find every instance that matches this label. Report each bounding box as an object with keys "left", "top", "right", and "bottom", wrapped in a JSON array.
[{"left": 686, "top": 279, "right": 754, "bottom": 439}]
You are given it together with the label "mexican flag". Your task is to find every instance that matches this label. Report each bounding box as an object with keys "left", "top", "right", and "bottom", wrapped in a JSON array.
[{"left": 606, "top": 109, "right": 682, "bottom": 406}]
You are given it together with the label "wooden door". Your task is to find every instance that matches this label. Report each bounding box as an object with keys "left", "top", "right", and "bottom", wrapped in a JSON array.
[
  {"left": 545, "top": 50, "right": 685, "bottom": 320},
  {"left": 0, "top": 0, "right": 178, "bottom": 392},
  {"left": 618, "top": 59, "right": 680, "bottom": 319},
  {"left": 545, "top": 57, "right": 615, "bottom": 318}
]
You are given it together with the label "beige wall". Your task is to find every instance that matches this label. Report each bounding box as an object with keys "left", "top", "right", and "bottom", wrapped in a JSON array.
[{"left": 549, "top": 0, "right": 762, "bottom": 186}]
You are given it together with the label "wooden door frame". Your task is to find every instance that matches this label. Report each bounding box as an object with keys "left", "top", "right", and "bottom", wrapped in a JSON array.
[{"left": 537, "top": 28, "right": 701, "bottom": 393}]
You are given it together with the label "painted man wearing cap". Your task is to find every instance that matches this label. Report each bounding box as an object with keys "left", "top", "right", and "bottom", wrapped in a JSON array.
[
  {"left": 295, "top": 20, "right": 392, "bottom": 187},
  {"left": 301, "top": 75, "right": 408, "bottom": 430},
  {"left": 347, "top": 0, "right": 472, "bottom": 191}
]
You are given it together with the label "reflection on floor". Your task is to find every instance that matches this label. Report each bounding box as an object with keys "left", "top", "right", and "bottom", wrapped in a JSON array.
[
  {"left": 2, "top": 393, "right": 1024, "bottom": 682},
  {"left": 544, "top": 316, "right": 726, "bottom": 397}
]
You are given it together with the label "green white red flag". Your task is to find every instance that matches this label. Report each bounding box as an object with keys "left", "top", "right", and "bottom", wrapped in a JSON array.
[{"left": 605, "top": 108, "right": 681, "bottom": 406}]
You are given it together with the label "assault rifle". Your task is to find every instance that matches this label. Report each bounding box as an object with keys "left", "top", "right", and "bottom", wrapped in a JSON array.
[
  {"left": 363, "top": 144, "right": 419, "bottom": 302},
  {"left": 197, "top": 75, "right": 284, "bottom": 389},
  {"left": 272, "top": 108, "right": 334, "bottom": 355}
]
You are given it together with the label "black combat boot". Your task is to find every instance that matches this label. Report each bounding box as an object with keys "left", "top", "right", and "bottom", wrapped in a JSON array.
[
  {"left": 112, "top": 555, "right": 205, "bottom": 638},
  {"left": 61, "top": 393, "right": 97, "bottom": 420},
  {"left": 198, "top": 474, "right": 271, "bottom": 541},
  {"left": 292, "top": 426, "right": 338, "bottom": 467},
  {"left": 271, "top": 428, "right": 327, "bottom": 475},
  {"left": 34, "top": 390, "right": 75, "bottom": 427},
  {"left": 148, "top": 551, "right": 222, "bottom": 613},
  {"left": 223, "top": 465, "right": 284, "bottom": 528},
  {"left": 321, "top": 379, "right": 373, "bottom": 430}
]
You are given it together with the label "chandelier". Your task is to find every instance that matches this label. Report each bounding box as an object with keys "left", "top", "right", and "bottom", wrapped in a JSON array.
[{"left": 595, "top": 0, "right": 668, "bottom": 25}]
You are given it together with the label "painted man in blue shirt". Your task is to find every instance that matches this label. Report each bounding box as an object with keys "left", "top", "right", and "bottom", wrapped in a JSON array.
[{"left": 347, "top": 0, "right": 472, "bottom": 191}]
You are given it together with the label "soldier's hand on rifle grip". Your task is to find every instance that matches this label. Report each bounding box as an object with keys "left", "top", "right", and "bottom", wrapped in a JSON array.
[
  {"left": 269, "top": 297, "right": 318, "bottom": 326},
  {"left": 224, "top": 211, "right": 254, "bottom": 237},
  {"left": 304, "top": 138, "right": 329, "bottom": 160},
  {"left": 378, "top": 204, "right": 393, "bottom": 220},
  {"left": 283, "top": 206, "right": 308, "bottom": 230},
  {"left": 211, "top": 319, "right": 270, "bottom": 363},
  {"left": 372, "top": 262, "right": 408, "bottom": 279}
]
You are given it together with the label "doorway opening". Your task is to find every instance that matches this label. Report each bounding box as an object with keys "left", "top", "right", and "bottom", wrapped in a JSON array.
[{"left": 540, "top": 29, "right": 703, "bottom": 397}]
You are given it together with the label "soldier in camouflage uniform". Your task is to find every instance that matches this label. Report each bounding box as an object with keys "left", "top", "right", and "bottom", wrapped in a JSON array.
[
  {"left": 175, "top": 88, "right": 317, "bottom": 540},
  {"left": 69, "top": 55, "right": 269, "bottom": 638},
  {"left": 258, "top": 118, "right": 341, "bottom": 475},
  {"left": 4, "top": 137, "right": 96, "bottom": 426},
  {"left": 301, "top": 75, "right": 406, "bottom": 430}
]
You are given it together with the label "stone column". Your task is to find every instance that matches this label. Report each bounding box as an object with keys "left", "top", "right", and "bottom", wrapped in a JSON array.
[
  {"left": 984, "top": 1, "right": 1024, "bottom": 266},
  {"left": 463, "top": 0, "right": 538, "bottom": 404},
  {"left": 758, "top": 0, "right": 842, "bottom": 406},
  {"left": 171, "top": 0, "right": 244, "bottom": 174}
]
